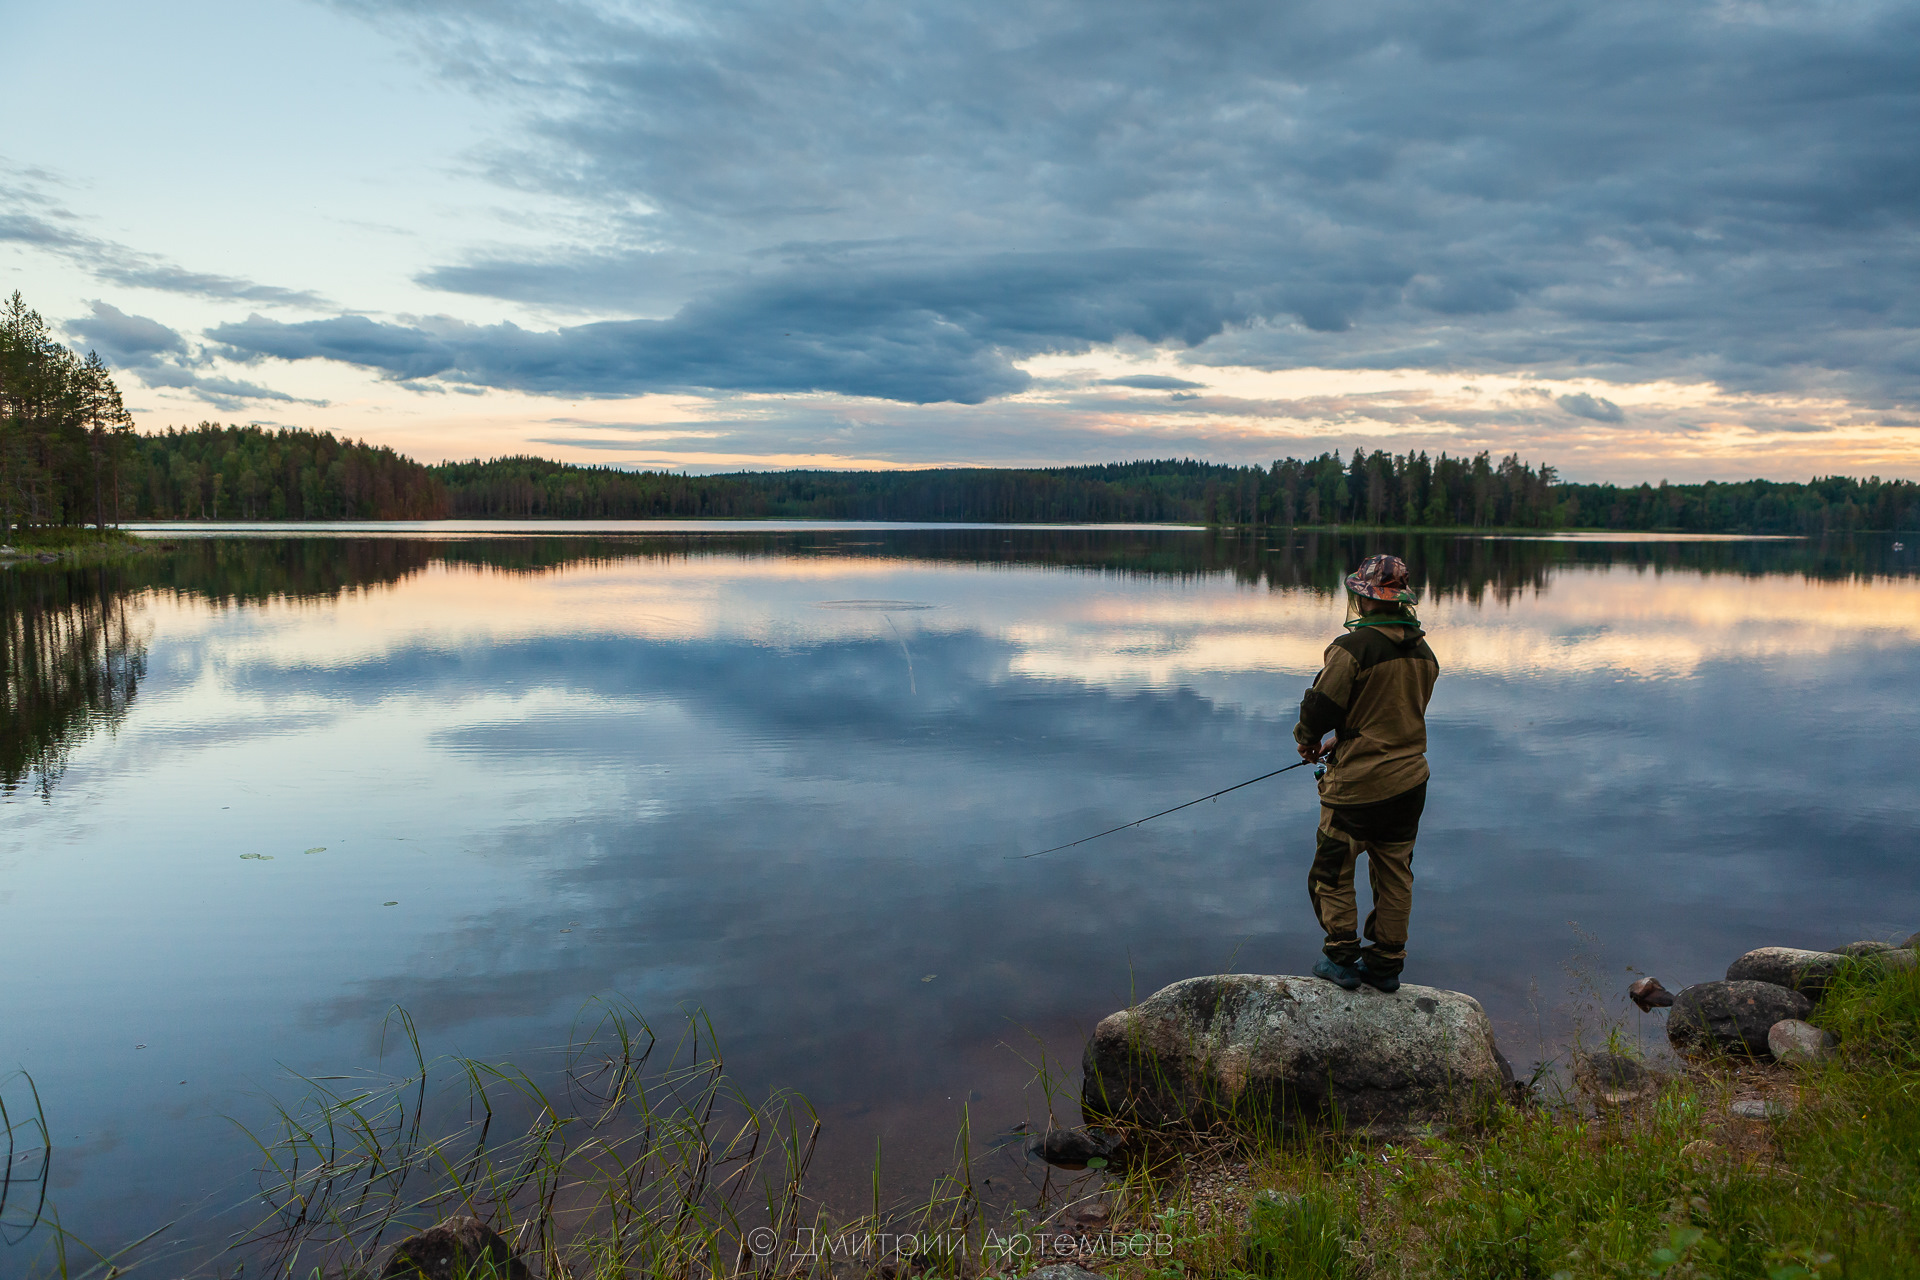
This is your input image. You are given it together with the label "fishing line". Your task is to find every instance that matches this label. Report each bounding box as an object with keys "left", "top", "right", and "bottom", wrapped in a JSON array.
[{"left": 1016, "top": 757, "right": 1318, "bottom": 859}]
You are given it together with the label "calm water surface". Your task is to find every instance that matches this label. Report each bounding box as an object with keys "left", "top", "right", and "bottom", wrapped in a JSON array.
[{"left": 3, "top": 527, "right": 1917, "bottom": 1263}]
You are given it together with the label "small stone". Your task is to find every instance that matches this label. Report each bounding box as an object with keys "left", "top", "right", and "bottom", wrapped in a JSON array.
[
  {"left": 1904, "top": 931, "right": 1920, "bottom": 950},
  {"left": 1830, "top": 941, "right": 1895, "bottom": 957},
  {"left": 1028, "top": 1127, "right": 1122, "bottom": 1169},
  {"left": 1025, "top": 1267, "right": 1103, "bottom": 1280},
  {"left": 1061, "top": 1201, "right": 1112, "bottom": 1230},
  {"left": 1668, "top": 981, "right": 1812, "bottom": 1057},
  {"left": 1767, "top": 1018, "right": 1837, "bottom": 1064},
  {"left": 379, "top": 1217, "right": 528, "bottom": 1280},
  {"left": 1629, "top": 976, "right": 1674, "bottom": 1011},
  {"left": 1731, "top": 1099, "right": 1791, "bottom": 1120},
  {"left": 1573, "top": 1051, "right": 1657, "bottom": 1106}
]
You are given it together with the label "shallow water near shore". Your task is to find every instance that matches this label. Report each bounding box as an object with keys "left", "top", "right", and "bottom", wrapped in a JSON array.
[{"left": 3, "top": 525, "right": 1917, "bottom": 1265}]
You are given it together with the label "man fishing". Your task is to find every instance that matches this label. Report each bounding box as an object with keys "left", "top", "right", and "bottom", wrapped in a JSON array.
[{"left": 1295, "top": 554, "right": 1439, "bottom": 995}]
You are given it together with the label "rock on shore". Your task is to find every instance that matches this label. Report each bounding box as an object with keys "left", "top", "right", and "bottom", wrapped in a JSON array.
[
  {"left": 1767, "top": 1018, "right": 1837, "bottom": 1064},
  {"left": 1667, "top": 980, "right": 1812, "bottom": 1057},
  {"left": 1726, "top": 948, "right": 1849, "bottom": 999},
  {"left": 1082, "top": 974, "right": 1508, "bottom": 1134},
  {"left": 380, "top": 1217, "right": 529, "bottom": 1280},
  {"left": 1727, "top": 945, "right": 1916, "bottom": 1001}
]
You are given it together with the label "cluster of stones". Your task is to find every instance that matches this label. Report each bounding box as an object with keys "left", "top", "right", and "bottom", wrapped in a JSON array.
[{"left": 1665, "top": 934, "right": 1919, "bottom": 1063}]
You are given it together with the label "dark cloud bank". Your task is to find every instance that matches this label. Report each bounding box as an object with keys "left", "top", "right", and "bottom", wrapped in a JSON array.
[
  {"left": 68, "top": 301, "right": 323, "bottom": 411},
  {"left": 218, "top": 0, "right": 1918, "bottom": 407}
]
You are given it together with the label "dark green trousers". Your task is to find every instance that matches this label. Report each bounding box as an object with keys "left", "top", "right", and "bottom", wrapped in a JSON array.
[{"left": 1307, "top": 782, "right": 1424, "bottom": 977}]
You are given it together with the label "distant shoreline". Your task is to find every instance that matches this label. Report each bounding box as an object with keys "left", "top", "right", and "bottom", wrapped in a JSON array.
[{"left": 111, "top": 519, "right": 1822, "bottom": 540}]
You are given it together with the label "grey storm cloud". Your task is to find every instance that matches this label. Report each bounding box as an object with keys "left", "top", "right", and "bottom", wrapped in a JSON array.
[
  {"left": 275, "top": 0, "right": 1920, "bottom": 406},
  {"left": 1101, "top": 375, "right": 1207, "bottom": 392},
  {"left": 211, "top": 250, "right": 1275, "bottom": 403},
  {"left": 1556, "top": 393, "right": 1626, "bottom": 424}
]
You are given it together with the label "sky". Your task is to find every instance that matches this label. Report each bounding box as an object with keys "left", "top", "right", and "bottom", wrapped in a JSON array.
[{"left": 3, "top": 0, "right": 1917, "bottom": 481}]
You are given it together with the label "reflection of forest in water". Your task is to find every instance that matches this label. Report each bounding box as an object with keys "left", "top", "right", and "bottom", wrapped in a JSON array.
[
  {"left": 4, "top": 529, "right": 1908, "bottom": 794},
  {"left": 1, "top": 569, "right": 147, "bottom": 796}
]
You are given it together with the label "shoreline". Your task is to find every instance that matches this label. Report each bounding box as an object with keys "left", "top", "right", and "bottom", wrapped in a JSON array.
[
  {"left": 9, "top": 950, "right": 1913, "bottom": 1279},
  {"left": 0, "top": 527, "right": 153, "bottom": 566},
  {"left": 112, "top": 518, "right": 1856, "bottom": 538}
]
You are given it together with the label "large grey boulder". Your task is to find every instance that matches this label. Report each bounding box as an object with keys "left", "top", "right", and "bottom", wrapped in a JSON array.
[
  {"left": 1727, "top": 946, "right": 1914, "bottom": 1001},
  {"left": 1082, "top": 974, "right": 1507, "bottom": 1134},
  {"left": 1726, "top": 947, "right": 1847, "bottom": 998},
  {"left": 1668, "top": 981, "right": 1812, "bottom": 1057}
]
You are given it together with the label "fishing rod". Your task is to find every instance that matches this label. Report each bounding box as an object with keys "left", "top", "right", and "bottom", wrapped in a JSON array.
[{"left": 1017, "top": 756, "right": 1319, "bottom": 859}]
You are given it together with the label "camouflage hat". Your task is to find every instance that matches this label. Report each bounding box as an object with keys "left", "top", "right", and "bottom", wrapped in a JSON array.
[{"left": 1344, "top": 554, "right": 1416, "bottom": 603}]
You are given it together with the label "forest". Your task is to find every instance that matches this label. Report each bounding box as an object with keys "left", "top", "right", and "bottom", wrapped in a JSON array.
[
  {"left": 0, "top": 292, "right": 135, "bottom": 532},
  {"left": 6, "top": 291, "right": 1916, "bottom": 533},
  {"left": 433, "top": 451, "right": 1918, "bottom": 534},
  {"left": 121, "top": 423, "right": 449, "bottom": 521}
]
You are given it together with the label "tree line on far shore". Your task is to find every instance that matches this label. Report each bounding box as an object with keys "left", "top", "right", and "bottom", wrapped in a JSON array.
[
  {"left": 3, "top": 289, "right": 1914, "bottom": 534},
  {"left": 431, "top": 451, "right": 1918, "bottom": 534},
  {"left": 124, "top": 423, "right": 448, "bottom": 522},
  {"left": 47, "top": 427, "right": 1920, "bottom": 535}
]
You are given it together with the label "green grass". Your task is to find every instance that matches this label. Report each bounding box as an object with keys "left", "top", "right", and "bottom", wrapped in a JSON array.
[
  {"left": 1, "top": 527, "right": 148, "bottom": 562},
  {"left": 1095, "top": 958, "right": 1919, "bottom": 1280},
  {"left": 10, "top": 963, "right": 1915, "bottom": 1278}
]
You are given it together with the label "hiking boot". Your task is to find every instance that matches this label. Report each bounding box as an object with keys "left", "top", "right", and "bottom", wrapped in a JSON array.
[
  {"left": 1355, "top": 958, "right": 1401, "bottom": 994},
  {"left": 1313, "top": 955, "right": 1362, "bottom": 990}
]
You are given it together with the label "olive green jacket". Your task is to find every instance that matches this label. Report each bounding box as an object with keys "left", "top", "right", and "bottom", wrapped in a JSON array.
[{"left": 1293, "top": 622, "right": 1439, "bottom": 807}]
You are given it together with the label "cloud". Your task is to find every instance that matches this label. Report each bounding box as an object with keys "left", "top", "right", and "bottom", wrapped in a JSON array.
[
  {"left": 131, "top": 363, "right": 325, "bottom": 412},
  {"left": 1100, "top": 375, "right": 1206, "bottom": 391},
  {"left": 1557, "top": 393, "right": 1626, "bottom": 423},
  {"left": 210, "top": 249, "right": 1271, "bottom": 403},
  {"left": 60, "top": 302, "right": 325, "bottom": 412},
  {"left": 1, "top": 172, "right": 328, "bottom": 308},
  {"left": 67, "top": 301, "right": 186, "bottom": 364},
  {"left": 305, "top": 0, "right": 1919, "bottom": 412}
]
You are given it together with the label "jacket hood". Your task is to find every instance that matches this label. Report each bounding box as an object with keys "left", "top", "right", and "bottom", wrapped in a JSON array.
[{"left": 1345, "top": 618, "right": 1426, "bottom": 646}]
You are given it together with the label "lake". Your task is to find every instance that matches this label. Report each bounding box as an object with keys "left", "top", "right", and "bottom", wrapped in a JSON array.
[{"left": 3, "top": 525, "right": 1917, "bottom": 1268}]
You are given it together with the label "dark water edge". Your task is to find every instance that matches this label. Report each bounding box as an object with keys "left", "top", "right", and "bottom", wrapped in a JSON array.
[{"left": 2, "top": 528, "right": 1916, "bottom": 1271}]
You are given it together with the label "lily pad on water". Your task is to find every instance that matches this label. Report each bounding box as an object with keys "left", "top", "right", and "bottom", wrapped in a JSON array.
[
  {"left": 382, "top": 901, "right": 398, "bottom": 906},
  {"left": 304, "top": 847, "right": 326, "bottom": 854},
  {"left": 240, "top": 853, "right": 273, "bottom": 860},
  {"left": 922, "top": 974, "right": 937, "bottom": 982}
]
